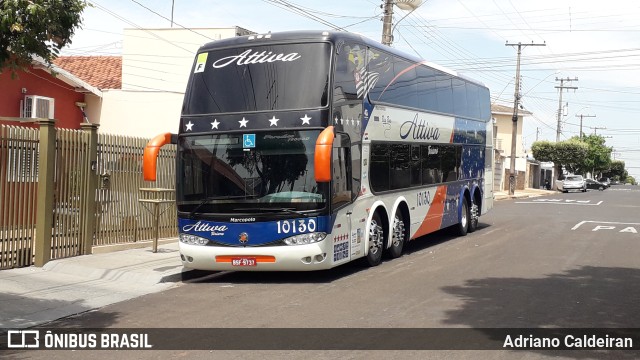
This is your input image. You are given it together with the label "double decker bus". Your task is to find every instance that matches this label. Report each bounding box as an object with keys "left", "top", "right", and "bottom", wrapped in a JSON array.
[{"left": 143, "top": 30, "right": 493, "bottom": 271}]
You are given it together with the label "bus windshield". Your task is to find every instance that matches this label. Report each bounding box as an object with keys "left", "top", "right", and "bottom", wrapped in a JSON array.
[
  {"left": 177, "top": 130, "right": 328, "bottom": 213},
  {"left": 184, "top": 43, "right": 330, "bottom": 114}
]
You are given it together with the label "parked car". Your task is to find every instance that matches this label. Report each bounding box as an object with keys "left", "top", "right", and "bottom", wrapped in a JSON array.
[
  {"left": 558, "top": 175, "right": 587, "bottom": 193},
  {"left": 585, "top": 178, "right": 608, "bottom": 190},
  {"left": 598, "top": 177, "right": 611, "bottom": 186}
]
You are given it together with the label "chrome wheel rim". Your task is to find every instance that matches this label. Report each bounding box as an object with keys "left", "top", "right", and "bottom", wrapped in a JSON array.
[
  {"left": 470, "top": 203, "right": 479, "bottom": 223},
  {"left": 392, "top": 214, "right": 405, "bottom": 247},
  {"left": 461, "top": 203, "right": 468, "bottom": 228},
  {"left": 369, "top": 219, "right": 383, "bottom": 255}
]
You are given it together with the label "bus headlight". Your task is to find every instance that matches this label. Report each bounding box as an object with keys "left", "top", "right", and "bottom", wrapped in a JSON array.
[
  {"left": 283, "top": 232, "right": 327, "bottom": 245},
  {"left": 179, "top": 233, "right": 209, "bottom": 246}
]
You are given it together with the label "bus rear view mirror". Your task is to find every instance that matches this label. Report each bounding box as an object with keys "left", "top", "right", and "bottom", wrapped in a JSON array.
[
  {"left": 143, "top": 132, "right": 176, "bottom": 181},
  {"left": 314, "top": 126, "right": 334, "bottom": 183}
]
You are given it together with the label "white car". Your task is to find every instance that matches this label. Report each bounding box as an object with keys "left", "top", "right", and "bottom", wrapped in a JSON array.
[{"left": 558, "top": 175, "right": 587, "bottom": 193}]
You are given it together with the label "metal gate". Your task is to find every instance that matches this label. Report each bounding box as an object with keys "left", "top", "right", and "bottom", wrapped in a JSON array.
[
  {"left": 0, "top": 125, "right": 39, "bottom": 268},
  {"left": 94, "top": 134, "right": 177, "bottom": 246},
  {"left": 0, "top": 123, "right": 177, "bottom": 269}
]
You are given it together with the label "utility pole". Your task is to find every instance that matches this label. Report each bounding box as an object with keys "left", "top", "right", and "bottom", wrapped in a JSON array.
[
  {"left": 381, "top": 0, "right": 395, "bottom": 46},
  {"left": 505, "top": 41, "right": 545, "bottom": 195},
  {"left": 593, "top": 126, "right": 607, "bottom": 135},
  {"left": 536, "top": 127, "right": 540, "bottom": 142},
  {"left": 576, "top": 113, "right": 596, "bottom": 139},
  {"left": 171, "top": 0, "right": 175, "bottom": 27},
  {"left": 555, "top": 77, "right": 578, "bottom": 142}
]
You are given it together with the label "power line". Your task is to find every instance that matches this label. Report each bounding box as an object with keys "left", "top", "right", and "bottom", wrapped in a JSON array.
[
  {"left": 128, "top": 0, "right": 215, "bottom": 41},
  {"left": 90, "top": 1, "right": 195, "bottom": 54}
]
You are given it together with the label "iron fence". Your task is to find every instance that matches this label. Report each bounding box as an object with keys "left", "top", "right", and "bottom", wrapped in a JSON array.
[{"left": 0, "top": 123, "right": 177, "bottom": 269}]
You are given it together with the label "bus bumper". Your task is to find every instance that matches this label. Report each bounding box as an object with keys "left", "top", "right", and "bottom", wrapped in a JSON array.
[{"left": 179, "top": 242, "right": 334, "bottom": 271}]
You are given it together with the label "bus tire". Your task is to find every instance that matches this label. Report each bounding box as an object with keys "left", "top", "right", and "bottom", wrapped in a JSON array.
[
  {"left": 456, "top": 198, "right": 469, "bottom": 236},
  {"left": 388, "top": 211, "right": 407, "bottom": 259},
  {"left": 468, "top": 198, "right": 479, "bottom": 233},
  {"left": 366, "top": 212, "right": 385, "bottom": 267}
]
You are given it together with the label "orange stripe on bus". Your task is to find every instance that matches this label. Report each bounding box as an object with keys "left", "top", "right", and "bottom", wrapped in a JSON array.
[
  {"left": 413, "top": 185, "right": 447, "bottom": 238},
  {"left": 215, "top": 256, "right": 276, "bottom": 263}
]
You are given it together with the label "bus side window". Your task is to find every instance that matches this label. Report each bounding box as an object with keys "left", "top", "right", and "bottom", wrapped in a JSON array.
[
  {"left": 332, "top": 133, "right": 352, "bottom": 210},
  {"left": 370, "top": 143, "right": 390, "bottom": 191}
]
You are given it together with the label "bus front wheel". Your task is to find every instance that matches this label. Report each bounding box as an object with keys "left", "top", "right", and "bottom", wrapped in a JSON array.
[{"left": 366, "top": 212, "right": 385, "bottom": 266}]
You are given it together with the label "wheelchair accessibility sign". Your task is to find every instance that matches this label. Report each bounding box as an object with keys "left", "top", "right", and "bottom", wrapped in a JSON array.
[{"left": 243, "top": 134, "right": 256, "bottom": 148}]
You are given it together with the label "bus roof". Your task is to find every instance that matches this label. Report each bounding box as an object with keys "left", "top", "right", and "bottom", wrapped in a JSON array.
[{"left": 197, "top": 30, "right": 486, "bottom": 89}]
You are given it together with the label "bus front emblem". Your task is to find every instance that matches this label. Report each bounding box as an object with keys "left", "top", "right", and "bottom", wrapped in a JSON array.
[{"left": 239, "top": 232, "right": 249, "bottom": 244}]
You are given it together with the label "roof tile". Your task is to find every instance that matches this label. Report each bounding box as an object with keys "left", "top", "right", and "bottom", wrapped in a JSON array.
[{"left": 53, "top": 56, "right": 122, "bottom": 89}]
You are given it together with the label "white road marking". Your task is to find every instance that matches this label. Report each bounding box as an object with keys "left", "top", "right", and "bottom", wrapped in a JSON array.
[
  {"left": 571, "top": 220, "right": 640, "bottom": 231},
  {"left": 516, "top": 200, "right": 603, "bottom": 206}
]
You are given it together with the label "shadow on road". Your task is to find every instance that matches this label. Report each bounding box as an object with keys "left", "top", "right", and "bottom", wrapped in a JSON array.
[
  {"left": 441, "top": 265, "right": 640, "bottom": 358},
  {"left": 184, "top": 223, "right": 492, "bottom": 285},
  {"left": 0, "top": 292, "right": 99, "bottom": 329}
]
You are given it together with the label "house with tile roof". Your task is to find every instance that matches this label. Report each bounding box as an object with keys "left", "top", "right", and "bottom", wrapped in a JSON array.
[
  {"left": 2, "top": 26, "right": 253, "bottom": 135},
  {"left": 0, "top": 57, "right": 104, "bottom": 129},
  {"left": 56, "top": 26, "right": 253, "bottom": 137}
]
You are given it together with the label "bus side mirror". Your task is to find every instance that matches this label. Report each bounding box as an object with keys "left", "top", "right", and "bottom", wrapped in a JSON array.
[
  {"left": 143, "top": 133, "right": 176, "bottom": 181},
  {"left": 314, "top": 126, "right": 334, "bottom": 183}
]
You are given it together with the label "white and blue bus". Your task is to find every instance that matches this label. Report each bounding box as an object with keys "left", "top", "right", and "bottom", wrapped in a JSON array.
[{"left": 144, "top": 31, "right": 493, "bottom": 271}]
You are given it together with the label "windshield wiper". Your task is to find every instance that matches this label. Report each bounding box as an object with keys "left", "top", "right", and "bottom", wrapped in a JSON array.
[
  {"left": 233, "top": 207, "right": 309, "bottom": 217},
  {"left": 189, "top": 195, "right": 256, "bottom": 218}
]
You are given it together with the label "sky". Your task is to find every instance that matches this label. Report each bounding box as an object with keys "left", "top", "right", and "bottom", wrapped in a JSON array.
[{"left": 62, "top": 0, "right": 640, "bottom": 180}]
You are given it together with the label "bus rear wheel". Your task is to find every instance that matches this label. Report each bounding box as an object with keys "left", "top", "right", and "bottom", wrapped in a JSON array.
[
  {"left": 468, "top": 200, "right": 479, "bottom": 233},
  {"left": 388, "top": 211, "right": 407, "bottom": 258},
  {"left": 456, "top": 199, "right": 469, "bottom": 236},
  {"left": 366, "top": 212, "right": 385, "bottom": 266}
]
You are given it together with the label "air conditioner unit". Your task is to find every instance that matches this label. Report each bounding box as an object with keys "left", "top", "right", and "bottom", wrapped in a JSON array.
[{"left": 20, "top": 95, "right": 55, "bottom": 119}]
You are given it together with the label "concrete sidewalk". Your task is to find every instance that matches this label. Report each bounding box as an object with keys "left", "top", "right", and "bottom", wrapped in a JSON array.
[
  {"left": 0, "top": 240, "right": 195, "bottom": 329},
  {"left": 494, "top": 187, "right": 556, "bottom": 201}
]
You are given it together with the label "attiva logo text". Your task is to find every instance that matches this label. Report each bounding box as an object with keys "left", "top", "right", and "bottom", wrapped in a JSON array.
[
  {"left": 400, "top": 113, "right": 440, "bottom": 141},
  {"left": 182, "top": 221, "right": 228, "bottom": 233},
  {"left": 212, "top": 49, "right": 301, "bottom": 68}
]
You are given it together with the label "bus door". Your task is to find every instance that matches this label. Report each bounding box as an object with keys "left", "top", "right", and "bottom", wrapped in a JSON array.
[{"left": 331, "top": 132, "right": 354, "bottom": 263}]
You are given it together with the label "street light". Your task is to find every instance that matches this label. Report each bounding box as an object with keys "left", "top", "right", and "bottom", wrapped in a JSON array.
[{"left": 381, "top": 0, "right": 423, "bottom": 46}]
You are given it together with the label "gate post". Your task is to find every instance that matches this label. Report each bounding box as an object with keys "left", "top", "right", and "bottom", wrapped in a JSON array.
[
  {"left": 80, "top": 123, "right": 99, "bottom": 255},
  {"left": 34, "top": 119, "right": 56, "bottom": 267}
]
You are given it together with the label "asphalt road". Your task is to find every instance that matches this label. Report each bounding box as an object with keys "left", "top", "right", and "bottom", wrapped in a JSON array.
[{"left": 6, "top": 185, "right": 640, "bottom": 360}]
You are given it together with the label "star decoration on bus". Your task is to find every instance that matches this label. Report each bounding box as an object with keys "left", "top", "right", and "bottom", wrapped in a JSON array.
[
  {"left": 185, "top": 121, "right": 194, "bottom": 131},
  {"left": 268, "top": 116, "right": 279, "bottom": 127},
  {"left": 300, "top": 114, "right": 311, "bottom": 125},
  {"left": 239, "top": 117, "right": 249, "bottom": 128},
  {"left": 333, "top": 117, "right": 362, "bottom": 128},
  {"left": 211, "top": 119, "right": 220, "bottom": 129}
]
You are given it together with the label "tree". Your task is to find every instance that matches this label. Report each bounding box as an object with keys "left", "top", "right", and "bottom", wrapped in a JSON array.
[
  {"left": 531, "top": 139, "right": 588, "bottom": 181},
  {"left": 625, "top": 175, "right": 637, "bottom": 185},
  {"left": 554, "top": 139, "right": 588, "bottom": 175},
  {"left": 602, "top": 160, "right": 627, "bottom": 182},
  {"left": 572, "top": 134, "right": 611, "bottom": 176},
  {"left": 0, "top": 0, "right": 87, "bottom": 73}
]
